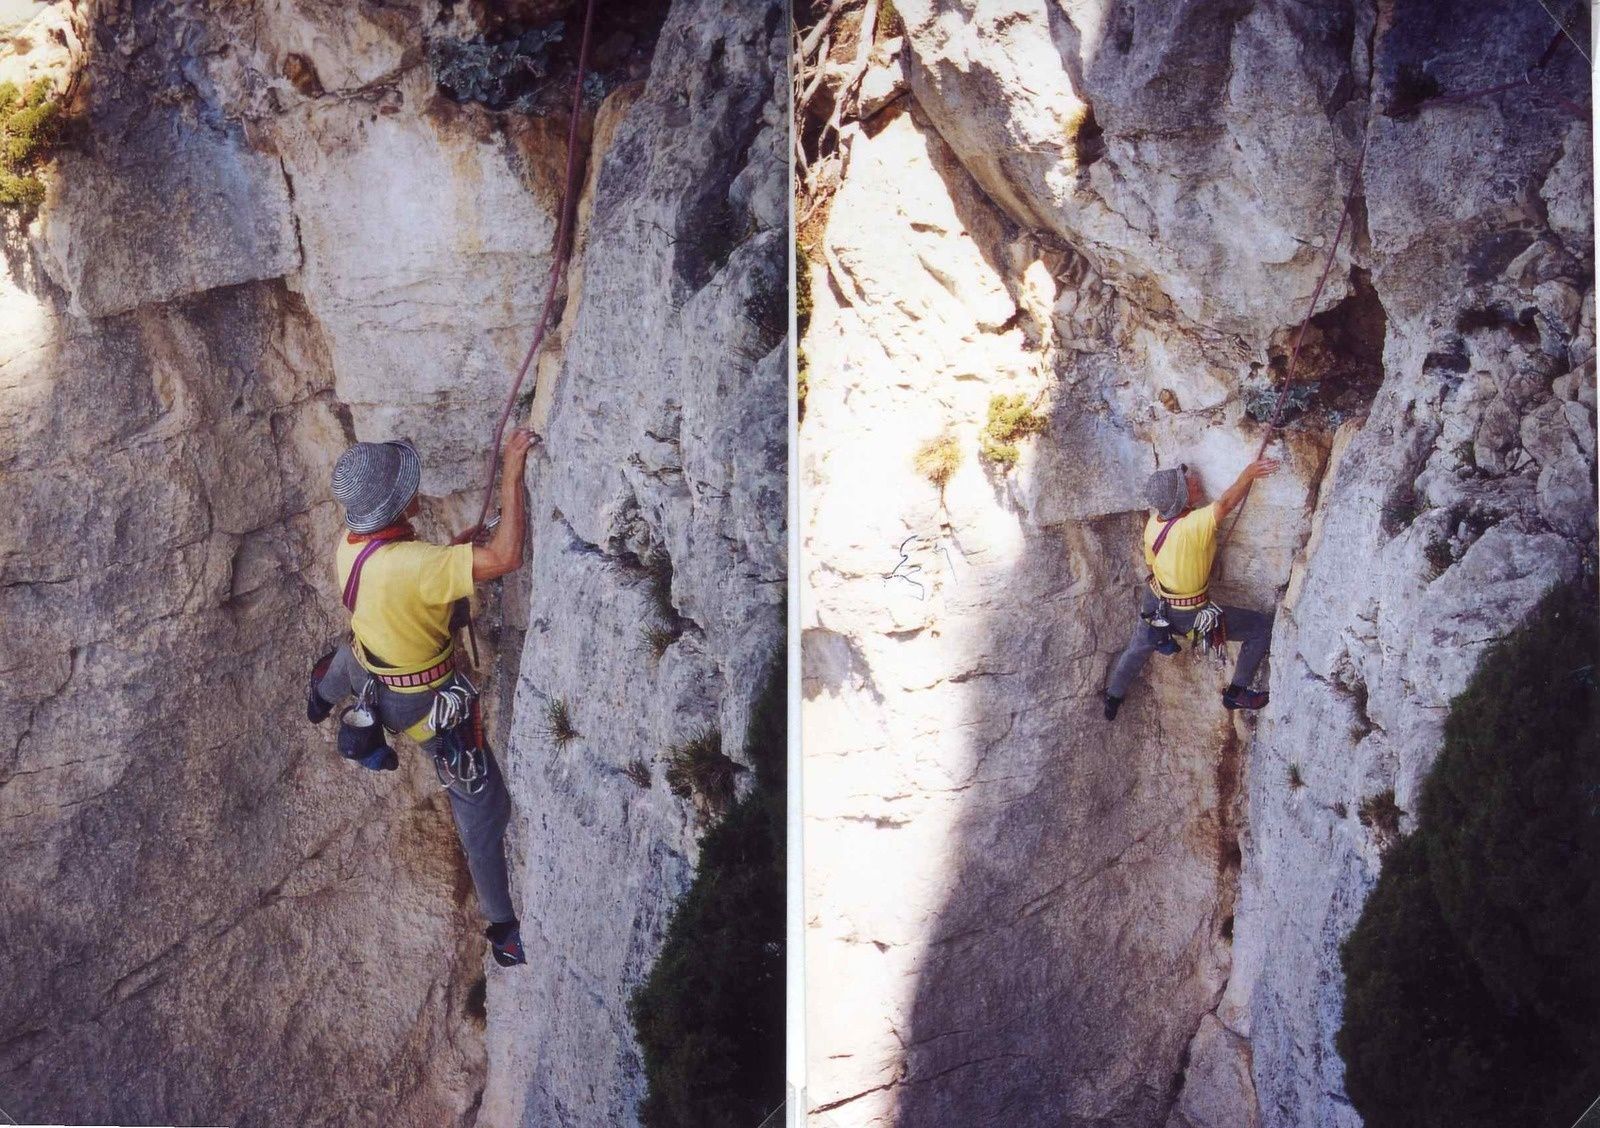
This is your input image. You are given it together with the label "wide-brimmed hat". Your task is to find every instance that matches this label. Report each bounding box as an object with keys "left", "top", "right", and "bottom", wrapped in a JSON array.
[
  {"left": 331, "top": 439, "right": 422, "bottom": 533},
  {"left": 1145, "top": 467, "right": 1188, "bottom": 521}
]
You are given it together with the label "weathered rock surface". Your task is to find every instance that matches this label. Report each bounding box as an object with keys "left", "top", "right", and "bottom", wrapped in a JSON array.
[
  {"left": 802, "top": 1, "right": 1592, "bottom": 1125},
  {"left": 1, "top": 1, "right": 781, "bottom": 1126},
  {"left": 481, "top": 1, "right": 786, "bottom": 1123}
]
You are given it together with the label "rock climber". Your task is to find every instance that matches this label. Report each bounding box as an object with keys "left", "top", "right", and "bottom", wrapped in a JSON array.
[
  {"left": 1104, "top": 457, "right": 1280, "bottom": 721},
  {"left": 304, "top": 430, "right": 535, "bottom": 968}
]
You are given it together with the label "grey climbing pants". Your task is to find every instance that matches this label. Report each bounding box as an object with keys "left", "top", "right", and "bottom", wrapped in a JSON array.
[
  {"left": 1106, "top": 590, "right": 1273, "bottom": 700},
  {"left": 318, "top": 644, "right": 516, "bottom": 925}
]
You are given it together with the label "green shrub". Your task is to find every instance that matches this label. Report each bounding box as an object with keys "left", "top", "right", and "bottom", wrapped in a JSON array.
[
  {"left": 913, "top": 432, "right": 962, "bottom": 490},
  {"left": 630, "top": 658, "right": 786, "bottom": 1128},
  {"left": 979, "top": 393, "right": 1047, "bottom": 468},
  {"left": 0, "top": 79, "right": 58, "bottom": 210},
  {"left": 1337, "top": 583, "right": 1600, "bottom": 1128}
]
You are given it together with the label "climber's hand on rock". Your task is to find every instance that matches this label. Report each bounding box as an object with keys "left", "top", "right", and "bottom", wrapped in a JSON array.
[
  {"left": 503, "top": 428, "right": 535, "bottom": 471},
  {"left": 1245, "top": 457, "right": 1280, "bottom": 481}
]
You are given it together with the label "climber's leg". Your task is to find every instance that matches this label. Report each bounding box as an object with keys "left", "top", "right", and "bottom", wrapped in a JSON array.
[
  {"left": 1220, "top": 605, "right": 1274, "bottom": 689},
  {"left": 441, "top": 744, "right": 516, "bottom": 926},
  {"left": 1106, "top": 593, "right": 1164, "bottom": 700},
  {"left": 308, "top": 644, "right": 362, "bottom": 722}
]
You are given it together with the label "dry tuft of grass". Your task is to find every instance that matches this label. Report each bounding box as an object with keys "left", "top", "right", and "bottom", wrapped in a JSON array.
[
  {"left": 913, "top": 432, "right": 962, "bottom": 490},
  {"left": 1358, "top": 788, "right": 1404, "bottom": 849},
  {"left": 542, "top": 697, "right": 578, "bottom": 748},
  {"left": 643, "top": 624, "right": 678, "bottom": 660},
  {"left": 623, "top": 759, "right": 652, "bottom": 789},
  {"left": 665, "top": 729, "right": 744, "bottom": 819}
]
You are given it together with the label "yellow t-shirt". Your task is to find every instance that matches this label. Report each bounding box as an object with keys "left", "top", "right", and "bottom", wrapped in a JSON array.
[
  {"left": 1143, "top": 504, "right": 1218, "bottom": 599},
  {"left": 335, "top": 538, "right": 474, "bottom": 675}
]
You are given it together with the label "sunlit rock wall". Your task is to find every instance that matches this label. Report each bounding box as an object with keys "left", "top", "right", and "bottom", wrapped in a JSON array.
[{"left": 801, "top": 2, "right": 1593, "bottom": 1125}]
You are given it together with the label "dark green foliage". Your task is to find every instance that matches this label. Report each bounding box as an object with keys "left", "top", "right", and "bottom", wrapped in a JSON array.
[
  {"left": 1338, "top": 583, "right": 1600, "bottom": 1128},
  {"left": 0, "top": 79, "right": 59, "bottom": 209},
  {"left": 630, "top": 657, "right": 786, "bottom": 1128}
]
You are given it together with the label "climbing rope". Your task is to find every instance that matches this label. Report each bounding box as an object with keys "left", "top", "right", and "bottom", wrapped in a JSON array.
[
  {"left": 463, "top": 0, "right": 598, "bottom": 543},
  {"left": 1216, "top": 22, "right": 1589, "bottom": 557},
  {"left": 1214, "top": 125, "right": 1370, "bottom": 556}
]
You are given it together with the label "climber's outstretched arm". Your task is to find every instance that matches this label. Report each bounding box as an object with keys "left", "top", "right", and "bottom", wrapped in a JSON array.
[
  {"left": 472, "top": 429, "right": 535, "bottom": 582},
  {"left": 1214, "top": 457, "right": 1281, "bottom": 523}
]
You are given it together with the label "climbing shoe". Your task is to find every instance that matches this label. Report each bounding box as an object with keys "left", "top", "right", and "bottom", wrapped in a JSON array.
[
  {"left": 487, "top": 919, "right": 526, "bottom": 968},
  {"left": 1223, "top": 685, "right": 1270, "bottom": 711},
  {"left": 306, "top": 649, "right": 337, "bottom": 724},
  {"left": 1103, "top": 694, "right": 1123, "bottom": 721}
]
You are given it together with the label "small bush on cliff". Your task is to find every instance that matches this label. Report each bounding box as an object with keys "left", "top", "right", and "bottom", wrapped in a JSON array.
[
  {"left": 913, "top": 432, "right": 962, "bottom": 491},
  {"left": 665, "top": 729, "right": 744, "bottom": 821},
  {"left": 0, "top": 79, "right": 59, "bottom": 209},
  {"left": 979, "top": 393, "right": 1047, "bottom": 468},
  {"left": 1337, "top": 582, "right": 1600, "bottom": 1128},
  {"left": 630, "top": 658, "right": 785, "bottom": 1128}
]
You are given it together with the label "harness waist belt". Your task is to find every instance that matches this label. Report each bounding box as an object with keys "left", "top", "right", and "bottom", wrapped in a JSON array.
[
  {"left": 371, "top": 654, "right": 455, "bottom": 688},
  {"left": 1149, "top": 577, "right": 1209, "bottom": 608}
]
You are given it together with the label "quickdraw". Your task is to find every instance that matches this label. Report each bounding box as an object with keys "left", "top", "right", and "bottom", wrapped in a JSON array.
[{"left": 428, "top": 675, "right": 488, "bottom": 796}]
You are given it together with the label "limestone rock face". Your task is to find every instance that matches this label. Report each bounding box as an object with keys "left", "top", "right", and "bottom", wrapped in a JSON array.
[
  {"left": 801, "top": 1, "right": 1592, "bottom": 1125},
  {"left": 481, "top": 1, "right": 786, "bottom": 1123},
  {"left": 1, "top": 1, "right": 780, "bottom": 1126}
]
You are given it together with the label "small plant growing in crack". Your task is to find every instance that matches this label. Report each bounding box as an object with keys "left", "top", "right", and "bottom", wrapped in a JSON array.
[
  {"left": 1287, "top": 762, "right": 1306, "bottom": 790},
  {"left": 542, "top": 697, "right": 578, "bottom": 748},
  {"left": 643, "top": 624, "right": 679, "bottom": 660},
  {"left": 913, "top": 432, "right": 962, "bottom": 492},
  {"left": 1358, "top": 788, "right": 1403, "bottom": 850},
  {"left": 644, "top": 546, "right": 676, "bottom": 623},
  {"left": 0, "top": 79, "right": 60, "bottom": 210},
  {"left": 1424, "top": 537, "right": 1455, "bottom": 579},
  {"left": 622, "top": 759, "right": 652, "bottom": 789},
  {"left": 979, "top": 393, "right": 1048, "bottom": 468},
  {"left": 665, "top": 728, "right": 744, "bottom": 820}
]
